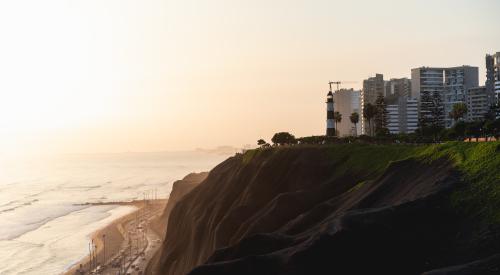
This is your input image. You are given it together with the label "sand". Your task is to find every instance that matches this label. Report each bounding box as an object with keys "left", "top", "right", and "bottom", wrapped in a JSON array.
[{"left": 64, "top": 200, "right": 167, "bottom": 275}]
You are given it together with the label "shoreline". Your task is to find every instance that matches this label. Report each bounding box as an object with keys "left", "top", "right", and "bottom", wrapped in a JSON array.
[
  {"left": 64, "top": 199, "right": 167, "bottom": 275},
  {"left": 73, "top": 199, "right": 156, "bottom": 206}
]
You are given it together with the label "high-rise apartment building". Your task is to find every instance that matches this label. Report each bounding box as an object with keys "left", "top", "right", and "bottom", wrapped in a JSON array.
[
  {"left": 333, "top": 89, "right": 362, "bottom": 136},
  {"left": 386, "top": 97, "right": 418, "bottom": 134},
  {"left": 405, "top": 98, "right": 419, "bottom": 133},
  {"left": 361, "top": 74, "right": 384, "bottom": 134},
  {"left": 466, "top": 86, "right": 490, "bottom": 121},
  {"left": 385, "top": 78, "right": 412, "bottom": 99},
  {"left": 386, "top": 104, "right": 399, "bottom": 134},
  {"left": 443, "top": 66, "right": 479, "bottom": 127},
  {"left": 411, "top": 67, "right": 445, "bottom": 128},
  {"left": 411, "top": 66, "right": 478, "bottom": 128},
  {"left": 486, "top": 52, "right": 500, "bottom": 104}
]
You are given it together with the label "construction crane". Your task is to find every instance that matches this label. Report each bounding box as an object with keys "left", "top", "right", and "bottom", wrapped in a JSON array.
[{"left": 328, "top": 81, "right": 357, "bottom": 92}]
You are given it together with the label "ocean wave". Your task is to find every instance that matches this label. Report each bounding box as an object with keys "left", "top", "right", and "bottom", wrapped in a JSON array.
[
  {"left": 0, "top": 204, "right": 88, "bottom": 241},
  {"left": 0, "top": 199, "right": 21, "bottom": 208},
  {"left": 0, "top": 199, "right": 40, "bottom": 214},
  {"left": 61, "top": 184, "right": 102, "bottom": 190}
]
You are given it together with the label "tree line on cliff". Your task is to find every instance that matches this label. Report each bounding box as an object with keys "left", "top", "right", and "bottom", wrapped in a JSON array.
[{"left": 258, "top": 94, "right": 500, "bottom": 146}]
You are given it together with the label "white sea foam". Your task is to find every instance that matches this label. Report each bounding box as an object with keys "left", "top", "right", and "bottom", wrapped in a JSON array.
[{"left": 0, "top": 151, "right": 230, "bottom": 275}]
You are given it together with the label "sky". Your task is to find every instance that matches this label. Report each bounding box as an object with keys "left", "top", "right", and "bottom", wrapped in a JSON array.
[{"left": 0, "top": 0, "right": 498, "bottom": 156}]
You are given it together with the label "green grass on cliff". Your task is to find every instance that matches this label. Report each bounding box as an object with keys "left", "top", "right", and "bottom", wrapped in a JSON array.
[
  {"left": 245, "top": 143, "right": 428, "bottom": 183},
  {"left": 244, "top": 141, "right": 500, "bottom": 224},
  {"left": 416, "top": 142, "right": 500, "bottom": 223},
  {"left": 322, "top": 144, "right": 423, "bottom": 179}
]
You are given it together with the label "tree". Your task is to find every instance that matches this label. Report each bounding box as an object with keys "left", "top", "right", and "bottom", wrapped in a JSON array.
[
  {"left": 333, "top": 111, "right": 342, "bottom": 136},
  {"left": 485, "top": 103, "right": 500, "bottom": 121},
  {"left": 419, "top": 90, "right": 433, "bottom": 130},
  {"left": 465, "top": 121, "right": 483, "bottom": 142},
  {"left": 419, "top": 91, "right": 445, "bottom": 141},
  {"left": 375, "top": 127, "right": 390, "bottom": 137},
  {"left": 363, "top": 103, "right": 377, "bottom": 136},
  {"left": 297, "top": 136, "right": 326, "bottom": 145},
  {"left": 449, "top": 102, "right": 467, "bottom": 124},
  {"left": 431, "top": 91, "right": 445, "bottom": 128},
  {"left": 484, "top": 119, "right": 500, "bottom": 141},
  {"left": 257, "top": 139, "right": 270, "bottom": 148},
  {"left": 493, "top": 119, "right": 500, "bottom": 140},
  {"left": 452, "top": 121, "right": 467, "bottom": 141},
  {"left": 483, "top": 103, "right": 500, "bottom": 141},
  {"left": 483, "top": 121, "right": 492, "bottom": 141},
  {"left": 350, "top": 112, "right": 360, "bottom": 136},
  {"left": 271, "top": 132, "right": 297, "bottom": 146},
  {"left": 374, "top": 93, "right": 388, "bottom": 134},
  {"left": 442, "top": 127, "right": 458, "bottom": 141}
]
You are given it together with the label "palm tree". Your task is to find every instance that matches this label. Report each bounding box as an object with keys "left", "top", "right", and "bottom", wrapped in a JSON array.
[
  {"left": 333, "top": 111, "right": 342, "bottom": 136},
  {"left": 363, "top": 103, "right": 377, "bottom": 136},
  {"left": 350, "top": 112, "right": 359, "bottom": 136},
  {"left": 449, "top": 103, "right": 467, "bottom": 124}
]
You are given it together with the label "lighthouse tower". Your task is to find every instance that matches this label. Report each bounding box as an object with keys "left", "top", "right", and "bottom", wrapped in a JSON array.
[{"left": 326, "top": 85, "right": 335, "bottom": 137}]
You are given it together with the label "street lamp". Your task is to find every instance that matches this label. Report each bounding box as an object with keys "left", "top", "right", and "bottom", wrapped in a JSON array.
[
  {"left": 102, "top": 234, "right": 106, "bottom": 266},
  {"left": 88, "top": 241, "right": 92, "bottom": 271},
  {"left": 91, "top": 239, "right": 95, "bottom": 270}
]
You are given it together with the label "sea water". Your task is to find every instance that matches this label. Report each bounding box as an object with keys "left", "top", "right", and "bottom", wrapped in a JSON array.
[{"left": 0, "top": 151, "right": 232, "bottom": 274}]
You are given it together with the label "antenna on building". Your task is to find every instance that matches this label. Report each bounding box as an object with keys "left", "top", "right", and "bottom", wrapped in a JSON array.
[{"left": 329, "top": 81, "right": 357, "bottom": 92}]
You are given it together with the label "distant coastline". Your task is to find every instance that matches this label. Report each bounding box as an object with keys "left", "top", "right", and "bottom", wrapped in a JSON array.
[{"left": 73, "top": 200, "right": 154, "bottom": 207}]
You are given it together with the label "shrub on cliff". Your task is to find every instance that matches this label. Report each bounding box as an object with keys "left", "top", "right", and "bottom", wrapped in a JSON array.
[{"left": 271, "top": 132, "right": 297, "bottom": 146}]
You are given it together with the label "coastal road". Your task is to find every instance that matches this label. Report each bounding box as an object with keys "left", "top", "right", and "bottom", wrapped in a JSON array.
[
  {"left": 95, "top": 203, "right": 164, "bottom": 275},
  {"left": 123, "top": 223, "right": 162, "bottom": 275}
]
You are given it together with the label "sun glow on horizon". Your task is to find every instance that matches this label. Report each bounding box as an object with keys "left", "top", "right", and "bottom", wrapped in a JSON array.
[
  {"left": 0, "top": 0, "right": 174, "bottom": 156},
  {"left": 0, "top": 0, "right": 498, "bottom": 157}
]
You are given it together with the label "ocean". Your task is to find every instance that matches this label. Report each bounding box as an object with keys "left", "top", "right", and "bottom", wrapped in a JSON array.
[{"left": 0, "top": 150, "right": 232, "bottom": 274}]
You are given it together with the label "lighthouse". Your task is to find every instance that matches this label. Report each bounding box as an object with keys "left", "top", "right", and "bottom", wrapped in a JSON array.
[{"left": 326, "top": 84, "right": 335, "bottom": 137}]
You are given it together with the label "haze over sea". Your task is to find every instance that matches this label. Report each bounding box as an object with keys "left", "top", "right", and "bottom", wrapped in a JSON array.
[{"left": 0, "top": 150, "right": 232, "bottom": 274}]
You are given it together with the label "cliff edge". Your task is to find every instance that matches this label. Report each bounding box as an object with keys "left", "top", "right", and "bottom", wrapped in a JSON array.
[{"left": 158, "top": 143, "right": 500, "bottom": 275}]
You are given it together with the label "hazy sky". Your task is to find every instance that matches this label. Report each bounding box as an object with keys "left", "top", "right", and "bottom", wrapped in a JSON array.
[{"left": 0, "top": 0, "right": 498, "bottom": 156}]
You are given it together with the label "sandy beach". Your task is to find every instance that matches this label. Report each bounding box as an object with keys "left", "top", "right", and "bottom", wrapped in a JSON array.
[{"left": 64, "top": 200, "right": 167, "bottom": 275}]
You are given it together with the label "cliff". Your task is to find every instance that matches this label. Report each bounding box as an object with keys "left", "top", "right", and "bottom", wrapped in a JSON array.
[
  {"left": 162, "top": 172, "right": 209, "bottom": 230},
  {"left": 158, "top": 142, "right": 500, "bottom": 275},
  {"left": 147, "top": 172, "right": 209, "bottom": 275},
  {"left": 150, "top": 172, "right": 208, "bottom": 237}
]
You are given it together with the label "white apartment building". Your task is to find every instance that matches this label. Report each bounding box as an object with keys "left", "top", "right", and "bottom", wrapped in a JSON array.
[
  {"left": 333, "top": 89, "right": 362, "bottom": 136},
  {"left": 466, "top": 86, "right": 490, "bottom": 121},
  {"left": 361, "top": 74, "right": 384, "bottom": 135},
  {"left": 411, "top": 66, "right": 479, "bottom": 128},
  {"left": 386, "top": 97, "right": 418, "bottom": 134},
  {"left": 486, "top": 52, "right": 500, "bottom": 103}
]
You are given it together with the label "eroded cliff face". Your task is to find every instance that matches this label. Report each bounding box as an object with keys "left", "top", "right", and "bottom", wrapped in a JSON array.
[
  {"left": 161, "top": 172, "right": 209, "bottom": 230},
  {"left": 147, "top": 172, "right": 209, "bottom": 274},
  {"left": 157, "top": 144, "right": 500, "bottom": 275}
]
